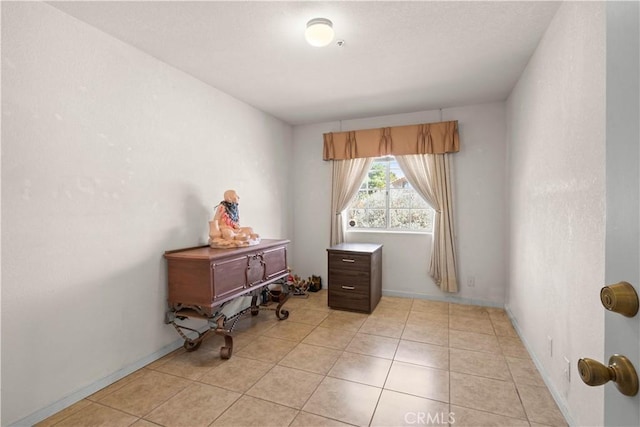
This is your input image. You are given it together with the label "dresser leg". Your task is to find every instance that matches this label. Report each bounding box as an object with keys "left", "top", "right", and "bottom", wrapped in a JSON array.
[
  {"left": 275, "top": 285, "right": 290, "bottom": 320},
  {"left": 213, "top": 316, "right": 234, "bottom": 359},
  {"left": 250, "top": 294, "right": 260, "bottom": 316},
  {"left": 220, "top": 335, "right": 233, "bottom": 359}
]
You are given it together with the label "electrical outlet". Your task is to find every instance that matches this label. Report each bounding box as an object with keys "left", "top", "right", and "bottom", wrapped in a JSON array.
[
  {"left": 564, "top": 356, "right": 571, "bottom": 382},
  {"left": 548, "top": 336, "right": 553, "bottom": 357},
  {"left": 467, "top": 276, "right": 475, "bottom": 287}
]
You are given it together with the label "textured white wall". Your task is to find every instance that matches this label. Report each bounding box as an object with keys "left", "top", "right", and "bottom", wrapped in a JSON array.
[
  {"left": 506, "top": 2, "right": 605, "bottom": 426},
  {"left": 1, "top": 3, "right": 292, "bottom": 425},
  {"left": 292, "top": 102, "right": 507, "bottom": 306}
]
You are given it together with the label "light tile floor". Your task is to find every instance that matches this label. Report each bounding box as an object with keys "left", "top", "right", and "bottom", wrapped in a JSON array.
[{"left": 37, "top": 291, "right": 568, "bottom": 427}]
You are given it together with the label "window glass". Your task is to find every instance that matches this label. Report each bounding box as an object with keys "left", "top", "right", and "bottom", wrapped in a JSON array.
[{"left": 347, "top": 157, "right": 434, "bottom": 232}]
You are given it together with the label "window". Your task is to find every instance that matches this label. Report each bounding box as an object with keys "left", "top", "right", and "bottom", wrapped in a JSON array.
[{"left": 347, "top": 156, "right": 434, "bottom": 232}]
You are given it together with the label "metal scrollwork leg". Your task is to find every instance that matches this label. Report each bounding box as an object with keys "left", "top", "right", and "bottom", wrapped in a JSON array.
[
  {"left": 169, "top": 320, "right": 208, "bottom": 352},
  {"left": 167, "top": 276, "right": 292, "bottom": 360},
  {"left": 183, "top": 339, "right": 202, "bottom": 352},
  {"left": 213, "top": 315, "right": 234, "bottom": 359},
  {"left": 275, "top": 283, "right": 290, "bottom": 320},
  {"left": 250, "top": 294, "right": 260, "bottom": 316},
  {"left": 220, "top": 335, "right": 233, "bottom": 359}
]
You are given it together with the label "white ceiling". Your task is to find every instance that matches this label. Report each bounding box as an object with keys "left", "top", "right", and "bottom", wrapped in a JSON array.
[{"left": 49, "top": 1, "right": 561, "bottom": 125}]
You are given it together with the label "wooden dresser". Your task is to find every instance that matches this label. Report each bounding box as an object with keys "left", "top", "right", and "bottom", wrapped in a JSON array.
[
  {"left": 164, "top": 239, "right": 290, "bottom": 358},
  {"left": 327, "top": 243, "right": 382, "bottom": 313},
  {"left": 165, "top": 239, "right": 289, "bottom": 315}
]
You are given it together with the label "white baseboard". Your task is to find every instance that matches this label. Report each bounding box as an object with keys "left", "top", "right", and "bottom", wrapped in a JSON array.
[{"left": 382, "top": 288, "right": 504, "bottom": 308}]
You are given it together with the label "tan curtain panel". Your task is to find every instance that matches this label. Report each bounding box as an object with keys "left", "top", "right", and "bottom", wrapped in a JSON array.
[
  {"left": 323, "top": 120, "right": 459, "bottom": 160},
  {"left": 330, "top": 157, "right": 374, "bottom": 246},
  {"left": 396, "top": 154, "right": 458, "bottom": 293}
]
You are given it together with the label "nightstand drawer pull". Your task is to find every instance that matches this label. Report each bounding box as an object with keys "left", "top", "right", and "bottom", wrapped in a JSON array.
[
  {"left": 342, "top": 259, "right": 355, "bottom": 263},
  {"left": 341, "top": 285, "right": 355, "bottom": 290}
]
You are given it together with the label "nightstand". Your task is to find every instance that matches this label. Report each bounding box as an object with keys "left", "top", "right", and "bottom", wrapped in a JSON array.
[{"left": 327, "top": 243, "right": 382, "bottom": 313}]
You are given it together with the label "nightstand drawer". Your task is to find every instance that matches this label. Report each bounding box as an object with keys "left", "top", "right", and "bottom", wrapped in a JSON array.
[
  {"left": 328, "top": 253, "right": 371, "bottom": 272},
  {"left": 328, "top": 269, "right": 370, "bottom": 285},
  {"left": 327, "top": 280, "right": 369, "bottom": 295},
  {"left": 328, "top": 288, "right": 370, "bottom": 312}
]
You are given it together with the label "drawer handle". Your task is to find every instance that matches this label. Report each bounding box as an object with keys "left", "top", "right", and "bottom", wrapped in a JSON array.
[
  {"left": 342, "top": 259, "right": 355, "bottom": 263},
  {"left": 341, "top": 285, "right": 355, "bottom": 290}
]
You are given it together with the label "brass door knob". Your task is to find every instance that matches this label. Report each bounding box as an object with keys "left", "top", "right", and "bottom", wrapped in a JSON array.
[
  {"left": 600, "top": 282, "right": 638, "bottom": 317},
  {"left": 578, "top": 355, "right": 639, "bottom": 396}
]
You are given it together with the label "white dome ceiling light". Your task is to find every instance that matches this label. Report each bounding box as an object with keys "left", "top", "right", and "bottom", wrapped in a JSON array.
[{"left": 305, "top": 18, "right": 335, "bottom": 47}]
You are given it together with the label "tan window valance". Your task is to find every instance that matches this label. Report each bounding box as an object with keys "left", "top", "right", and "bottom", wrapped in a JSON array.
[{"left": 323, "top": 120, "right": 459, "bottom": 160}]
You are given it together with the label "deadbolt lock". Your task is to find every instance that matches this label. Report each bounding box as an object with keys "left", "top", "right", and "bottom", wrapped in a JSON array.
[
  {"left": 578, "top": 355, "right": 639, "bottom": 396},
  {"left": 600, "top": 281, "right": 638, "bottom": 317}
]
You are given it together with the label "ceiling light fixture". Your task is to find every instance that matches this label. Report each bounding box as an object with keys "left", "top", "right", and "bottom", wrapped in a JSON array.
[{"left": 305, "top": 18, "right": 334, "bottom": 47}]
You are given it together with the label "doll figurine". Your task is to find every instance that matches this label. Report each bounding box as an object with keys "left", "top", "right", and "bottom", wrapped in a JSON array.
[{"left": 209, "top": 189, "right": 260, "bottom": 248}]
